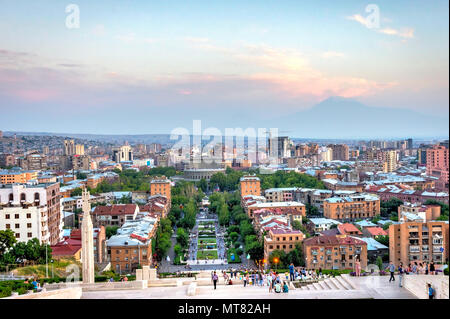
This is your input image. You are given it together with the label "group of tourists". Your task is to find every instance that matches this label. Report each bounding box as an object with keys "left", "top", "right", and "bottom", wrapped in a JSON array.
[
  {"left": 24, "top": 277, "right": 43, "bottom": 292},
  {"left": 387, "top": 261, "right": 439, "bottom": 298}
]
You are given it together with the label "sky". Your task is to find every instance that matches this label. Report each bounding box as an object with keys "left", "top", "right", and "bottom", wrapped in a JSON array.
[{"left": 0, "top": 0, "right": 448, "bottom": 136}]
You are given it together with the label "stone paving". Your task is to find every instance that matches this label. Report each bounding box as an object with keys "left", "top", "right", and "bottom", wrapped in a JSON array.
[{"left": 81, "top": 274, "right": 417, "bottom": 299}]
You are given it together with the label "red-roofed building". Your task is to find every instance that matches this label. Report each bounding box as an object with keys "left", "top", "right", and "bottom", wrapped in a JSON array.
[
  {"left": 303, "top": 235, "right": 368, "bottom": 270},
  {"left": 86, "top": 204, "right": 139, "bottom": 228},
  {"left": 337, "top": 223, "right": 363, "bottom": 236},
  {"left": 363, "top": 227, "right": 388, "bottom": 238},
  {"left": 51, "top": 239, "right": 82, "bottom": 260}
]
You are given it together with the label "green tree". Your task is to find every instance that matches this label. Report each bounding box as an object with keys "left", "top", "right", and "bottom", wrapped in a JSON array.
[
  {"left": 0, "top": 229, "right": 16, "bottom": 256},
  {"left": 376, "top": 256, "right": 383, "bottom": 271},
  {"left": 229, "top": 232, "right": 239, "bottom": 243},
  {"left": 198, "top": 178, "right": 208, "bottom": 193},
  {"left": 106, "top": 226, "right": 120, "bottom": 238},
  {"left": 176, "top": 228, "right": 189, "bottom": 248}
]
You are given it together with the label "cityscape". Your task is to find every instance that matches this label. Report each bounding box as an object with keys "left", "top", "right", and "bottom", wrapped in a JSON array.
[{"left": 0, "top": 0, "right": 448, "bottom": 308}]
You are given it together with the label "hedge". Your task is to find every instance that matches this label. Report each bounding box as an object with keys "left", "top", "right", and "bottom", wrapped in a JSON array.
[{"left": 0, "top": 280, "right": 35, "bottom": 298}]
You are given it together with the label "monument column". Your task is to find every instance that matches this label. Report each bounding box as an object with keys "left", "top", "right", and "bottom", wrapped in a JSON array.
[{"left": 81, "top": 188, "right": 95, "bottom": 284}]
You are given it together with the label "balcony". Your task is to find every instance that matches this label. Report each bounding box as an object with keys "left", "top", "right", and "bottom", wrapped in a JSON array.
[
  {"left": 409, "top": 246, "right": 420, "bottom": 253},
  {"left": 312, "top": 251, "right": 318, "bottom": 255},
  {"left": 422, "top": 245, "right": 429, "bottom": 252},
  {"left": 433, "top": 246, "right": 443, "bottom": 253}
]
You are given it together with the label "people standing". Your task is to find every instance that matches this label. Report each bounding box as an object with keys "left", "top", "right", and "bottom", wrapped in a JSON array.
[
  {"left": 388, "top": 261, "right": 396, "bottom": 283},
  {"left": 425, "top": 262, "right": 429, "bottom": 275},
  {"left": 428, "top": 283, "right": 435, "bottom": 299},
  {"left": 212, "top": 271, "right": 218, "bottom": 290},
  {"left": 289, "top": 263, "right": 295, "bottom": 281},
  {"left": 268, "top": 272, "right": 273, "bottom": 293},
  {"left": 430, "top": 262, "right": 435, "bottom": 275},
  {"left": 398, "top": 263, "right": 404, "bottom": 288},
  {"left": 355, "top": 256, "right": 361, "bottom": 277}
]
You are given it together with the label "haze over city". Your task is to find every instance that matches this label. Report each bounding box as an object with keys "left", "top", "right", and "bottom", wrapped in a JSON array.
[{"left": 0, "top": 0, "right": 448, "bottom": 137}]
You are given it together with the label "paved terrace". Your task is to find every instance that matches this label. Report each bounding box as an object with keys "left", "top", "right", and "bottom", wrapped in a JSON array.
[{"left": 81, "top": 274, "right": 417, "bottom": 299}]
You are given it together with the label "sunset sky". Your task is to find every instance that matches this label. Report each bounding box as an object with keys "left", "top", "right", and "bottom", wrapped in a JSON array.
[{"left": 0, "top": 0, "right": 448, "bottom": 135}]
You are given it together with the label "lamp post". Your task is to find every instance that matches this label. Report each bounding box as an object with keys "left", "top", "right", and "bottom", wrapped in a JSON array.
[
  {"left": 273, "top": 257, "right": 279, "bottom": 271},
  {"left": 45, "top": 242, "right": 48, "bottom": 278},
  {"left": 51, "top": 260, "right": 54, "bottom": 278}
]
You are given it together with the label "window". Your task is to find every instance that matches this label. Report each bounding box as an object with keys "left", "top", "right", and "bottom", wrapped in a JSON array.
[
  {"left": 15, "top": 224, "right": 20, "bottom": 229},
  {"left": 26, "top": 213, "right": 31, "bottom": 218},
  {"left": 15, "top": 233, "right": 20, "bottom": 238},
  {"left": 116, "top": 250, "right": 120, "bottom": 254},
  {"left": 5, "top": 224, "right": 10, "bottom": 229},
  {"left": 27, "top": 223, "right": 32, "bottom": 228},
  {"left": 5, "top": 214, "right": 10, "bottom": 219},
  {"left": 28, "top": 233, "right": 32, "bottom": 238},
  {"left": 14, "top": 214, "right": 19, "bottom": 219}
]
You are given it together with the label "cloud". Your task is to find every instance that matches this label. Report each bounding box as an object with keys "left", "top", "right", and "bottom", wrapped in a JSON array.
[
  {"left": 347, "top": 14, "right": 373, "bottom": 28},
  {"left": 321, "top": 51, "right": 345, "bottom": 59},
  {"left": 378, "top": 27, "right": 414, "bottom": 39},
  {"left": 347, "top": 13, "right": 414, "bottom": 40}
]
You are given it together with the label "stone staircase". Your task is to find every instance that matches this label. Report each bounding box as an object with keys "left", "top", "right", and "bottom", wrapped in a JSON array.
[{"left": 298, "top": 275, "right": 355, "bottom": 291}]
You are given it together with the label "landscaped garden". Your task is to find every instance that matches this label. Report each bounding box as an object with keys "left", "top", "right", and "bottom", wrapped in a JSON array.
[{"left": 196, "top": 250, "right": 219, "bottom": 260}]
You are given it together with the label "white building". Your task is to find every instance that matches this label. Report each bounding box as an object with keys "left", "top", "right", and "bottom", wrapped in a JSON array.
[{"left": 0, "top": 184, "right": 63, "bottom": 244}]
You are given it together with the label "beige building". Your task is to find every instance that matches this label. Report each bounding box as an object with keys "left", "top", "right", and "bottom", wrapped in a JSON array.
[{"left": 389, "top": 221, "right": 449, "bottom": 266}]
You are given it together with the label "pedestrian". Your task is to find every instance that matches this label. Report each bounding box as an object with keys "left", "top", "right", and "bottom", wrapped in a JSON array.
[
  {"left": 427, "top": 283, "right": 435, "bottom": 299},
  {"left": 282, "top": 281, "right": 289, "bottom": 293},
  {"left": 412, "top": 262, "right": 418, "bottom": 274},
  {"left": 355, "top": 256, "right": 361, "bottom": 277},
  {"left": 289, "top": 263, "right": 295, "bottom": 281},
  {"left": 430, "top": 262, "right": 435, "bottom": 275},
  {"left": 388, "top": 261, "right": 396, "bottom": 283},
  {"left": 398, "top": 262, "right": 404, "bottom": 288},
  {"left": 425, "top": 262, "right": 429, "bottom": 275},
  {"left": 212, "top": 271, "right": 218, "bottom": 290},
  {"left": 268, "top": 272, "right": 273, "bottom": 293},
  {"left": 274, "top": 281, "right": 282, "bottom": 293}
]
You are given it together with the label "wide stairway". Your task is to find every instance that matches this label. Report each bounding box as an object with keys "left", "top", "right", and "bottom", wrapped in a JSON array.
[{"left": 298, "top": 275, "right": 355, "bottom": 291}]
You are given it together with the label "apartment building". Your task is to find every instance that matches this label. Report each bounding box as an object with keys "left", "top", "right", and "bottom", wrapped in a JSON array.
[
  {"left": 247, "top": 201, "right": 306, "bottom": 219},
  {"left": 0, "top": 170, "right": 38, "bottom": 184},
  {"left": 323, "top": 194, "right": 380, "bottom": 221},
  {"left": 0, "top": 183, "right": 63, "bottom": 245},
  {"left": 398, "top": 203, "right": 441, "bottom": 222},
  {"left": 112, "top": 145, "right": 133, "bottom": 163},
  {"left": 264, "top": 228, "right": 304, "bottom": 262},
  {"left": 239, "top": 175, "right": 261, "bottom": 198},
  {"left": 0, "top": 154, "right": 15, "bottom": 167},
  {"left": 107, "top": 216, "right": 158, "bottom": 274},
  {"left": 328, "top": 144, "right": 349, "bottom": 161},
  {"left": 89, "top": 204, "right": 139, "bottom": 228},
  {"left": 17, "top": 154, "right": 47, "bottom": 170},
  {"left": 426, "top": 144, "right": 449, "bottom": 191},
  {"left": 303, "top": 235, "right": 368, "bottom": 270},
  {"left": 150, "top": 176, "right": 171, "bottom": 203},
  {"left": 389, "top": 221, "right": 449, "bottom": 266}
]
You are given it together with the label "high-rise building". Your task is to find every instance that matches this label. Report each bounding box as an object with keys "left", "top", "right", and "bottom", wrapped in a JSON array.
[
  {"left": 426, "top": 144, "right": 449, "bottom": 190},
  {"left": 268, "top": 136, "right": 291, "bottom": 160},
  {"left": 112, "top": 145, "right": 133, "bottom": 163},
  {"left": 407, "top": 138, "right": 413, "bottom": 149},
  {"left": 75, "top": 144, "right": 85, "bottom": 156},
  {"left": 64, "top": 140, "right": 75, "bottom": 156},
  {"left": 328, "top": 144, "right": 349, "bottom": 161},
  {"left": 382, "top": 150, "right": 398, "bottom": 173}
]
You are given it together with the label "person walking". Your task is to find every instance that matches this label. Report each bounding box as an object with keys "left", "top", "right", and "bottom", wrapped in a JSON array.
[
  {"left": 388, "top": 261, "right": 396, "bottom": 283},
  {"left": 398, "top": 263, "right": 404, "bottom": 288},
  {"left": 212, "top": 271, "right": 218, "bottom": 290},
  {"left": 427, "top": 283, "right": 435, "bottom": 299}
]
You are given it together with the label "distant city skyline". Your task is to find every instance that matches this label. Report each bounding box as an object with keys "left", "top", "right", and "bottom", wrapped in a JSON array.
[{"left": 0, "top": 0, "right": 448, "bottom": 136}]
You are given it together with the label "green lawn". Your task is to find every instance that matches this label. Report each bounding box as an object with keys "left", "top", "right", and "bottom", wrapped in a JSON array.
[
  {"left": 197, "top": 250, "right": 218, "bottom": 260},
  {"left": 198, "top": 238, "right": 216, "bottom": 244}
]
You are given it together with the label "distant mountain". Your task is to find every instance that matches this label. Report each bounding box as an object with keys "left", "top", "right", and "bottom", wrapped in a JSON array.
[{"left": 270, "top": 97, "right": 449, "bottom": 139}]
